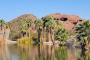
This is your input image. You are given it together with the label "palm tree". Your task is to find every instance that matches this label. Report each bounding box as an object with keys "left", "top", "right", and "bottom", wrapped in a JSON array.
[
  {"left": 0, "top": 19, "right": 5, "bottom": 30},
  {"left": 5, "top": 22, "right": 11, "bottom": 29},
  {"left": 45, "top": 19, "right": 57, "bottom": 43},
  {"left": 56, "top": 20, "right": 63, "bottom": 28},
  {"left": 55, "top": 27, "right": 69, "bottom": 45},
  {"left": 26, "top": 19, "right": 33, "bottom": 37},
  {"left": 43, "top": 15, "right": 55, "bottom": 42},
  {"left": 0, "top": 19, "right": 5, "bottom": 24},
  {"left": 75, "top": 20, "right": 90, "bottom": 49},
  {"left": 19, "top": 19, "right": 28, "bottom": 37},
  {"left": 35, "top": 20, "right": 43, "bottom": 42}
]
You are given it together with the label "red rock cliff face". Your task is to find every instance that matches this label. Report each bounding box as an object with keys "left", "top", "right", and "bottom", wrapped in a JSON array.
[{"left": 43, "top": 13, "right": 83, "bottom": 31}]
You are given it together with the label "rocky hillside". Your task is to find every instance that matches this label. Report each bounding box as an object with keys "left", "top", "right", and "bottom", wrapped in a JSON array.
[
  {"left": 10, "top": 13, "right": 84, "bottom": 32},
  {"left": 10, "top": 14, "right": 39, "bottom": 31},
  {"left": 42, "top": 13, "right": 84, "bottom": 31}
]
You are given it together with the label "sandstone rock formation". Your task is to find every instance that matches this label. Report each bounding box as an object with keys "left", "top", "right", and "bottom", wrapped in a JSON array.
[
  {"left": 10, "top": 14, "right": 39, "bottom": 31},
  {"left": 10, "top": 13, "right": 84, "bottom": 32},
  {"left": 42, "top": 13, "right": 84, "bottom": 31},
  {"left": 0, "top": 24, "right": 10, "bottom": 41}
]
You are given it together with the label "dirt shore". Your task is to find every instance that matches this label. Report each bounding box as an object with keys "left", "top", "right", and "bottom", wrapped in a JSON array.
[{"left": 5, "top": 40, "right": 17, "bottom": 44}]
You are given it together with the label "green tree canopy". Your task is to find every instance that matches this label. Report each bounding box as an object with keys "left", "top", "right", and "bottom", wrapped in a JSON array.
[
  {"left": 26, "top": 19, "right": 33, "bottom": 27},
  {"left": 55, "top": 27, "right": 69, "bottom": 43},
  {"left": 75, "top": 20, "right": 90, "bottom": 46},
  {"left": 35, "top": 20, "right": 43, "bottom": 30},
  {"left": 19, "top": 19, "right": 29, "bottom": 32}
]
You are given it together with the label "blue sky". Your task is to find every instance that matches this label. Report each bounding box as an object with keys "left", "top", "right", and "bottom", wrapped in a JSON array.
[{"left": 0, "top": 0, "right": 90, "bottom": 22}]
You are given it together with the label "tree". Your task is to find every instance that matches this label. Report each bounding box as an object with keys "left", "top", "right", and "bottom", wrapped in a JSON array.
[
  {"left": 43, "top": 15, "right": 55, "bottom": 42},
  {"left": 55, "top": 27, "right": 69, "bottom": 45},
  {"left": 0, "top": 19, "right": 5, "bottom": 30},
  {"left": 46, "top": 20, "right": 57, "bottom": 43},
  {"left": 75, "top": 20, "right": 90, "bottom": 49},
  {"left": 19, "top": 19, "right": 29, "bottom": 37},
  {"left": 0, "top": 19, "right": 5, "bottom": 25},
  {"left": 35, "top": 20, "right": 43, "bottom": 42},
  {"left": 26, "top": 19, "right": 33, "bottom": 37},
  {"left": 56, "top": 20, "right": 63, "bottom": 28},
  {"left": 5, "top": 22, "right": 11, "bottom": 29}
]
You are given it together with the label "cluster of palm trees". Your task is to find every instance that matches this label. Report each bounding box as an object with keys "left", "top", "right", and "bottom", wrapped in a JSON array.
[
  {"left": 19, "top": 19, "right": 33, "bottom": 38},
  {"left": 0, "top": 19, "right": 11, "bottom": 29},
  {"left": 35, "top": 15, "right": 65, "bottom": 43},
  {"left": 19, "top": 15, "right": 69, "bottom": 44}
]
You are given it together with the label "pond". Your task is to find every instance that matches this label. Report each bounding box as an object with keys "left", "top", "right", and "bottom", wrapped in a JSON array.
[{"left": 0, "top": 44, "right": 90, "bottom": 60}]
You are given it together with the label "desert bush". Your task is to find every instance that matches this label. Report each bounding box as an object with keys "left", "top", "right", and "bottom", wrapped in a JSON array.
[
  {"left": 17, "top": 37, "right": 35, "bottom": 44},
  {"left": 9, "top": 30, "right": 21, "bottom": 40}
]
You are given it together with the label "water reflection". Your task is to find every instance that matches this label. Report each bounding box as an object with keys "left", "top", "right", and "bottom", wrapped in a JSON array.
[
  {"left": 0, "top": 45, "right": 10, "bottom": 60},
  {"left": 1, "top": 44, "right": 90, "bottom": 60}
]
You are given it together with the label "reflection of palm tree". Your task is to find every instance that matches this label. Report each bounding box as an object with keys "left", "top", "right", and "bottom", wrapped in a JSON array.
[
  {"left": 0, "top": 45, "right": 5, "bottom": 60},
  {"left": 5, "top": 45, "right": 10, "bottom": 60},
  {"left": 55, "top": 46, "right": 68, "bottom": 60},
  {"left": 78, "top": 50, "right": 90, "bottom": 60},
  {"left": 38, "top": 44, "right": 40, "bottom": 60}
]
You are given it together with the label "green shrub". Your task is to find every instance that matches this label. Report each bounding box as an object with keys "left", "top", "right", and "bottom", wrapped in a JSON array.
[
  {"left": 9, "top": 30, "right": 21, "bottom": 40},
  {"left": 17, "top": 37, "right": 35, "bottom": 44}
]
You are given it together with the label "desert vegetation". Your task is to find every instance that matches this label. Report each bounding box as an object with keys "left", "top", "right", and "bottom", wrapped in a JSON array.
[
  {"left": 17, "top": 15, "right": 69, "bottom": 45},
  {"left": 1, "top": 13, "right": 90, "bottom": 50}
]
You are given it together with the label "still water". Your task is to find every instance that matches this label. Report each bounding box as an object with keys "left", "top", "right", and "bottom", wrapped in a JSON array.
[{"left": 0, "top": 44, "right": 90, "bottom": 60}]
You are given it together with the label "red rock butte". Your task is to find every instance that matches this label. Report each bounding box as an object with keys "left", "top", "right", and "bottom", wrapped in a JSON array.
[
  {"left": 46, "top": 13, "right": 83, "bottom": 31},
  {"left": 10, "top": 13, "right": 84, "bottom": 32}
]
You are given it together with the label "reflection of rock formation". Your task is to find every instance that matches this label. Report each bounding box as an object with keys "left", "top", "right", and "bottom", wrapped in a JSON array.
[
  {"left": 0, "top": 45, "right": 5, "bottom": 60},
  {"left": 5, "top": 45, "right": 10, "bottom": 60},
  {"left": 0, "top": 45, "right": 10, "bottom": 60},
  {"left": 0, "top": 24, "right": 10, "bottom": 41}
]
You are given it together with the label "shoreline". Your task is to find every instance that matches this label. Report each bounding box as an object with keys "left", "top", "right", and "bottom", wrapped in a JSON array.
[{"left": 5, "top": 40, "right": 17, "bottom": 44}]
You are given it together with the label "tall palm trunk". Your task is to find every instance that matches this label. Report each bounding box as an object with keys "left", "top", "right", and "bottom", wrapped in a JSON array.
[
  {"left": 51, "top": 29, "right": 55, "bottom": 44},
  {"left": 38, "top": 29, "right": 41, "bottom": 42},
  {"left": 43, "top": 28, "right": 45, "bottom": 42},
  {"left": 41, "top": 29, "right": 44, "bottom": 43},
  {"left": 25, "top": 32, "right": 27, "bottom": 37},
  {"left": 21, "top": 31, "right": 23, "bottom": 38},
  {"left": 47, "top": 27, "right": 50, "bottom": 42},
  {"left": 29, "top": 27, "right": 31, "bottom": 37}
]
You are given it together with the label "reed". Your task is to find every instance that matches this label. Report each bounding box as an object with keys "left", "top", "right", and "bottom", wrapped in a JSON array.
[{"left": 17, "top": 37, "right": 35, "bottom": 44}]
